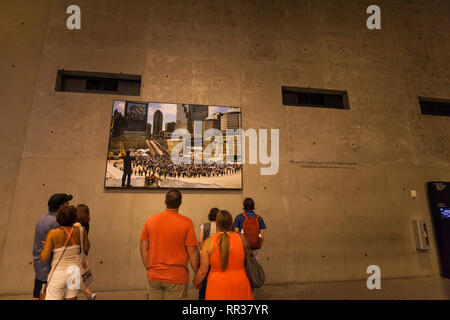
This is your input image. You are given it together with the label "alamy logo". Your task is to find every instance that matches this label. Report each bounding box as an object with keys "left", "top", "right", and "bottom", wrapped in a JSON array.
[
  {"left": 366, "top": 265, "right": 381, "bottom": 290},
  {"left": 170, "top": 122, "right": 279, "bottom": 175},
  {"left": 366, "top": 5, "right": 381, "bottom": 30},
  {"left": 66, "top": 5, "right": 81, "bottom": 30},
  {"left": 67, "top": 265, "right": 81, "bottom": 289},
  {"left": 66, "top": 5, "right": 381, "bottom": 32}
]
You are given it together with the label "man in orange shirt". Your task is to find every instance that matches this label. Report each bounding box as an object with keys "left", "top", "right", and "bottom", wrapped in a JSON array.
[{"left": 140, "top": 189, "right": 200, "bottom": 300}]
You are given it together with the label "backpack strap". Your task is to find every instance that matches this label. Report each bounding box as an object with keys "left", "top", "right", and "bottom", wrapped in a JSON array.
[
  {"left": 240, "top": 213, "right": 248, "bottom": 230},
  {"left": 255, "top": 215, "right": 261, "bottom": 229},
  {"left": 237, "top": 232, "right": 250, "bottom": 255}
]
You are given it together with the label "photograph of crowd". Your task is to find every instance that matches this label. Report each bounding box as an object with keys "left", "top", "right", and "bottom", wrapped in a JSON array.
[{"left": 104, "top": 100, "right": 243, "bottom": 189}]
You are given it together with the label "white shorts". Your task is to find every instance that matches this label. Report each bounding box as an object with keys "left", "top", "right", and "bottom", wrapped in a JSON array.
[{"left": 45, "top": 269, "right": 79, "bottom": 300}]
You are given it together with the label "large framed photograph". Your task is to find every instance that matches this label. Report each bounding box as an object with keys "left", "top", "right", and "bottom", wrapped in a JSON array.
[{"left": 104, "top": 100, "right": 243, "bottom": 189}]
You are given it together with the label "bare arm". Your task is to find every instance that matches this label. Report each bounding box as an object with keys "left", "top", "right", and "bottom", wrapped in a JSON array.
[
  {"left": 259, "top": 229, "right": 265, "bottom": 248},
  {"left": 140, "top": 239, "right": 149, "bottom": 270},
  {"left": 40, "top": 231, "right": 54, "bottom": 262},
  {"left": 83, "top": 227, "right": 90, "bottom": 254},
  {"left": 198, "top": 229, "right": 204, "bottom": 248},
  {"left": 186, "top": 245, "right": 200, "bottom": 274},
  {"left": 193, "top": 240, "right": 211, "bottom": 288},
  {"left": 260, "top": 229, "right": 265, "bottom": 239}
]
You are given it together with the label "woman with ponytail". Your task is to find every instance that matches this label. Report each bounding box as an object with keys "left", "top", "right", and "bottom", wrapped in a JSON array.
[{"left": 193, "top": 210, "right": 253, "bottom": 300}]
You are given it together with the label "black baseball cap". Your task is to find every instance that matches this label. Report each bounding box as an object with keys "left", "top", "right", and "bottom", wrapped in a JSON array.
[{"left": 48, "top": 193, "right": 73, "bottom": 211}]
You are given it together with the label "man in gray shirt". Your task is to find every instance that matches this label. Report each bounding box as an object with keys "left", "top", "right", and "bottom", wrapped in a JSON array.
[{"left": 32, "top": 193, "right": 72, "bottom": 300}]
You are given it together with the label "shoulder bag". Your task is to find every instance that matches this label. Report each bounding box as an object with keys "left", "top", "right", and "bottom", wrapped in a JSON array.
[
  {"left": 237, "top": 232, "right": 265, "bottom": 288},
  {"left": 78, "top": 225, "right": 93, "bottom": 290}
]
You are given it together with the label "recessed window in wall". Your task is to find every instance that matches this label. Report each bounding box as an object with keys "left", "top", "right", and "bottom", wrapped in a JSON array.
[
  {"left": 85, "top": 78, "right": 119, "bottom": 91},
  {"left": 419, "top": 97, "right": 450, "bottom": 117},
  {"left": 282, "top": 86, "right": 349, "bottom": 110},
  {"left": 85, "top": 78, "right": 103, "bottom": 90},
  {"left": 55, "top": 70, "right": 141, "bottom": 96}
]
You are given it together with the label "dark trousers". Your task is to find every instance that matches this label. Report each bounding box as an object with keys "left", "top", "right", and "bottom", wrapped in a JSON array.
[
  {"left": 33, "top": 278, "right": 47, "bottom": 299},
  {"left": 198, "top": 267, "right": 211, "bottom": 300},
  {"left": 122, "top": 170, "right": 131, "bottom": 186}
]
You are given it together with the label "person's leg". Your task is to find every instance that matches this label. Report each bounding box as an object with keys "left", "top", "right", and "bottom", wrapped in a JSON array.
[
  {"left": 45, "top": 271, "right": 67, "bottom": 300},
  {"left": 32, "top": 278, "right": 46, "bottom": 300},
  {"left": 198, "top": 278, "right": 207, "bottom": 300},
  {"left": 147, "top": 281, "right": 164, "bottom": 300},
  {"left": 198, "top": 267, "right": 210, "bottom": 300},
  {"left": 64, "top": 272, "right": 80, "bottom": 300},
  {"left": 83, "top": 286, "right": 97, "bottom": 300},
  {"left": 121, "top": 171, "right": 126, "bottom": 186},
  {"left": 163, "top": 282, "right": 188, "bottom": 300},
  {"left": 82, "top": 287, "right": 95, "bottom": 299},
  {"left": 126, "top": 171, "right": 132, "bottom": 186}
]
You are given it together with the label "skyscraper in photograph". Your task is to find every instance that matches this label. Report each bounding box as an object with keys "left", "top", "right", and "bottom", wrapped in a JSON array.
[
  {"left": 146, "top": 123, "right": 152, "bottom": 138},
  {"left": 190, "top": 104, "right": 209, "bottom": 121},
  {"left": 203, "top": 112, "right": 222, "bottom": 133},
  {"left": 175, "top": 104, "right": 208, "bottom": 133},
  {"left": 221, "top": 107, "right": 241, "bottom": 134},
  {"left": 165, "top": 121, "right": 176, "bottom": 132},
  {"left": 153, "top": 110, "right": 163, "bottom": 136}
]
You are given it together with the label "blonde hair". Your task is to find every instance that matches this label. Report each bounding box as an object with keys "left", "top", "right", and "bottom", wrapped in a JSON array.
[
  {"left": 76, "top": 204, "right": 90, "bottom": 225},
  {"left": 216, "top": 210, "right": 233, "bottom": 271}
]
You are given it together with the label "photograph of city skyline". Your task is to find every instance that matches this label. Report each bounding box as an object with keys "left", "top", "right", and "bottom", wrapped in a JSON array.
[{"left": 104, "top": 100, "right": 243, "bottom": 189}]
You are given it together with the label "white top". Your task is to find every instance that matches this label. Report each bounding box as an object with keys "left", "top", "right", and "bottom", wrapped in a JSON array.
[
  {"left": 51, "top": 245, "right": 81, "bottom": 271},
  {"left": 200, "top": 221, "right": 217, "bottom": 237}
]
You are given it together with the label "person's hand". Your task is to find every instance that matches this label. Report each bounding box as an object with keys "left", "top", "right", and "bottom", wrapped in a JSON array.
[
  {"left": 41, "top": 241, "right": 45, "bottom": 247},
  {"left": 192, "top": 279, "right": 201, "bottom": 290}
]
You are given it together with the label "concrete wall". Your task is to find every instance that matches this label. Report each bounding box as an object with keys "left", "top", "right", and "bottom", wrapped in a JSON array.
[{"left": 1, "top": 0, "right": 449, "bottom": 294}]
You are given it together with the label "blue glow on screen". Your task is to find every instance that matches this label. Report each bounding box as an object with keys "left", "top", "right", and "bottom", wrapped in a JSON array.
[{"left": 440, "top": 208, "right": 450, "bottom": 219}]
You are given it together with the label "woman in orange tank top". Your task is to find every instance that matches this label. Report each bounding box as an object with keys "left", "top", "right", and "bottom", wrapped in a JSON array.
[{"left": 193, "top": 210, "right": 253, "bottom": 300}]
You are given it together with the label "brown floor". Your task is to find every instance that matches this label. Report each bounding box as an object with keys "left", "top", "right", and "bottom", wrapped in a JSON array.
[{"left": 1, "top": 276, "right": 449, "bottom": 300}]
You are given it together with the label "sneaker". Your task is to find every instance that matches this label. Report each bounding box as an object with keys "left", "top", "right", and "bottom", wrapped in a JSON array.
[{"left": 88, "top": 293, "right": 97, "bottom": 300}]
